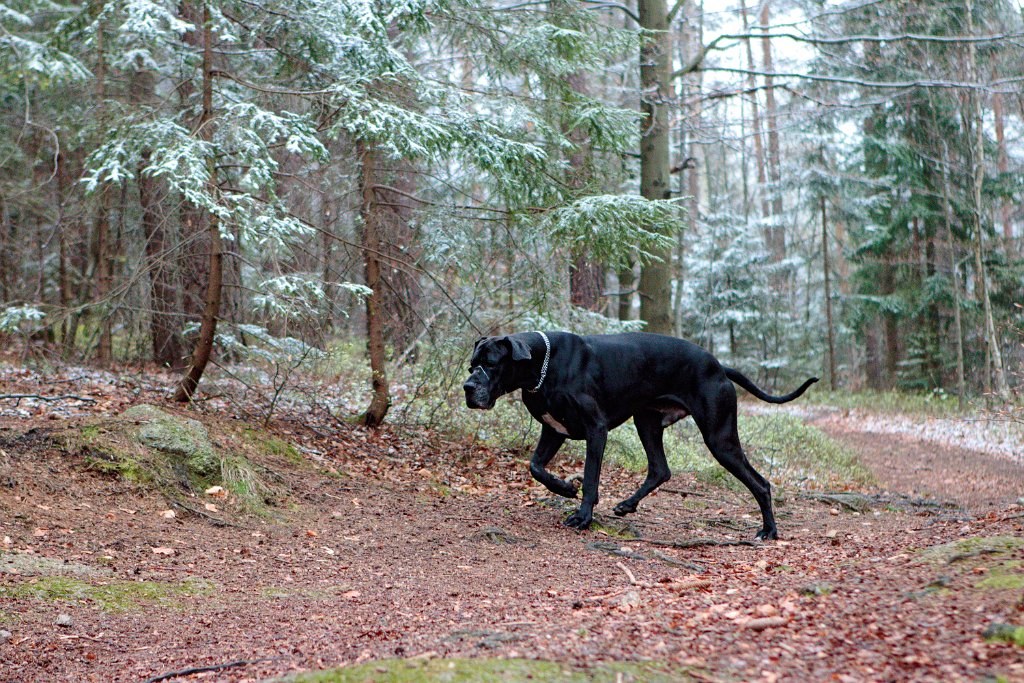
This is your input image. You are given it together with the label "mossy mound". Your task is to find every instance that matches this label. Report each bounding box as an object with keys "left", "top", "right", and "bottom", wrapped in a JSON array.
[
  {"left": 123, "top": 404, "right": 218, "bottom": 476},
  {"left": 60, "top": 405, "right": 303, "bottom": 518},
  {"left": 277, "top": 658, "right": 692, "bottom": 683},
  {"left": 1, "top": 551, "right": 112, "bottom": 578},
  {"left": 919, "top": 536, "right": 1024, "bottom": 564},
  {"left": 0, "top": 575, "right": 211, "bottom": 612}
]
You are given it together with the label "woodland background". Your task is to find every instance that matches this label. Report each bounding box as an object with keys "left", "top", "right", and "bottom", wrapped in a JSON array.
[{"left": 1, "top": 0, "right": 1022, "bottom": 425}]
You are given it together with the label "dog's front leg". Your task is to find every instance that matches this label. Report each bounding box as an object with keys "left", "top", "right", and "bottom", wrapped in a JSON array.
[
  {"left": 564, "top": 425, "right": 607, "bottom": 529},
  {"left": 528, "top": 426, "right": 575, "bottom": 498}
]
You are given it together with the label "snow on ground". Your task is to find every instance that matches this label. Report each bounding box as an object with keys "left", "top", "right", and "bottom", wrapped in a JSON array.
[{"left": 747, "top": 401, "right": 1024, "bottom": 465}]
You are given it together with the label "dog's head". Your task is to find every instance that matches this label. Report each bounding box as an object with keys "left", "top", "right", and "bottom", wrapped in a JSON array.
[{"left": 463, "top": 335, "right": 533, "bottom": 410}]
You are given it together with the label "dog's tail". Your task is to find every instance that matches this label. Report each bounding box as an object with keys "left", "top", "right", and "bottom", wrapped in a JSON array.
[{"left": 723, "top": 367, "right": 819, "bottom": 404}]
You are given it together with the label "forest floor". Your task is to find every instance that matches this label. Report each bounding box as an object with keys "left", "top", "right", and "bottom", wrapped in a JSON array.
[{"left": 1, "top": 364, "right": 1023, "bottom": 682}]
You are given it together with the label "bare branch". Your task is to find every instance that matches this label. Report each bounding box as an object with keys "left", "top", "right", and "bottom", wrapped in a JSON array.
[
  {"left": 702, "top": 66, "right": 1024, "bottom": 93},
  {"left": 0, "top": 394, "right": 96, "bottom": 404}
]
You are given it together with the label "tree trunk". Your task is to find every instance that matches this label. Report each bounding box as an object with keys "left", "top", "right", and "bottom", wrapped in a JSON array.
[
  {"left": 131, "top": 64, "right": 184, "bottom": 369},
  {"left": 93, "top": 21, "right": 112, "bottom": 365},
  {"left": 175, "top": 2, "right": 221, "bottom": 402},
  {"left": 759, "top": 0, "right": 785, "bottom": 262},
  {"left": 564, "top": 66, "right": 603, "bottom": 312},
  {"left": 880, "top": 260, "right": 898, "bottom": 388},
  {"left": 940, "top": 141, "right": 966, "bottom": 407},
  {"left": 966, "top": 0, "right": 1009, "bottom": 401},
  {"left": 740, "top": 0, "right": 769, "bottom": 230},
  {"left": 637, "top": 0, "right": 674, "bottom": 334},
  {"left": 139, "top": 150, "right": 184, "bottom": 369},
  {"left": 177, "top": 0, "right": 209, "bottom": 324},
  {"left": 358, "top": 142, "right": 391, "bottom": 427},
  {"left": 821, "top": 197, "right": 836, "bottom": 390},
  {"left": 992, "top": 91, "right": 1014, "bottom": 257}
]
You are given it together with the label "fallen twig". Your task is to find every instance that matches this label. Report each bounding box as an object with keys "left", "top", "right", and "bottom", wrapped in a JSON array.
[
  {"left": 615, "top": 560, "right": 638, "bottom": 585},
  {"left": 141, "top": 657, "right": 279, "bottom": 683},
  {"left": 0, "top": 393, "right": 96, "bottom": 404},
  {"left": 168, "top": 500, "right": 234, "bottom": 527},
  {"left": 662, "top": 487, "right": 704, "bottom": 497},
  {"left": 622, "top": 537, "right": 758, "bottom": 549}
]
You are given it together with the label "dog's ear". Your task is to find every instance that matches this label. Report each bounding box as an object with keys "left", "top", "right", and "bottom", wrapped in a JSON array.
[{"left": 504, "top": 335, "right": 532, "bottom": 362}]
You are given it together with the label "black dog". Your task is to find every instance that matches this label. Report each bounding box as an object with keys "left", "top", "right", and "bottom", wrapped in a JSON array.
[{"left": 464, "top": 331, "right": 817, "bottom": 540}]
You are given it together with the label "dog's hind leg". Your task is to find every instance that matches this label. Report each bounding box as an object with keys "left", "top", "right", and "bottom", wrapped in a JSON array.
[
  {"left": 613, "top": 411, "right": 672, "bottom": 517},
  {"left": 692, "top": 384, "right": 778, "bottom": 540},
  {"left": 529, "top": 426, "right": 575, "bottom": 498}
]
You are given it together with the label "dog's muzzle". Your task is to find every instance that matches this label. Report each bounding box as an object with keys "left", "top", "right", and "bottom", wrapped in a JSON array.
[{"left": 464, "top": 367, "right": 495, "bottom": 410}]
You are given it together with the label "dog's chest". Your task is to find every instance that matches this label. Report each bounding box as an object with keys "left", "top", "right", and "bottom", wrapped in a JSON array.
[{"left": 540, "top": 412, "right": 570, "bottom": 436}]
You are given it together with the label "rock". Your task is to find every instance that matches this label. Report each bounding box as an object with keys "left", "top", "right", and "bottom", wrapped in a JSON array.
[
  {"left": 618, "top": 590, "right": 641, "bottom": 612},
  {"left": 55, "top": 613, "right": 73, "bottom": 628},
  {"left": 0, "top": 629, "right": 12, "bottom": 642},
  {"left": 122, "top": 404, "right": 218, "bottom": 476},
  {"left": 799, "top": 581, "right": 834, "bottom": 596}
]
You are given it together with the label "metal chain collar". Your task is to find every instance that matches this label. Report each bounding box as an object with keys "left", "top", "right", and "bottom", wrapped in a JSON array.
[{"left": 528, "top": 331, "right": 550, "bottom": 393}]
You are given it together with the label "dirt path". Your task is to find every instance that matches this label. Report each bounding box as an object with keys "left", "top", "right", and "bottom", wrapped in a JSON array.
[
  {"left": 821, "top": 424, "right": 1024, "bottom": 512},
  {"left": 1, "top": 412, "right": 1022, "bottom": 683}
]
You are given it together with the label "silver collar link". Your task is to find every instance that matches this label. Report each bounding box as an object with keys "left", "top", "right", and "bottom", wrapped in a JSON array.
[{"left": 528, "top": 331, "right": 550, "bottom": 393}]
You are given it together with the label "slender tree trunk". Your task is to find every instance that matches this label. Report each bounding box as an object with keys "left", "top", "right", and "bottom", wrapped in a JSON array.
[
  {"left": 358, "top": 142, "right": 391, "bottom": 427},
  {"left": 93, "top": 22, "right": 112, "bottom": 365},
  {"left": 55, "top": 150, "right": 75, "bottom": 354},
  {"left": 740, "top": 0, "right": 769, "bottom": 231},
  {"left": 175, "top": 2, "right": 221, "bottom": 402},
  {"left": 759, "top": 0, "right": 784, "bottom": 261},
  {"left": 966, "top": 0, "right": 1009, "bottom": 401},
  {"left": 940, "top": 142, "right": 965, "bottom": 406},
  {"left": 992, "top": 91, "right": 1014, "bottom": 257},
  {"left": 637, "top": 0, "right": 675, "bottom": 334},
  {"left": 821, "top": 197, "right": 836, "bottom": 390},
  {"left": 880, "top": 260, "right": 898, "bottom": 388}
]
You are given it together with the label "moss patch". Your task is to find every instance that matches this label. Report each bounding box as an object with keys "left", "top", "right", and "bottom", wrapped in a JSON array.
[
  {"left": 281, "top": 658, "right": 692, "bottom": 682},
  {"left": 1, "top": 551, "right": 112, "bottom": 578},
  {"left": 0, "top": 575, "right": 211, "bottom": 612},
  {"left": 919, "top": 536, "right": 1024, "bottom": 564},
  {"left": 976, "top": 562, "right": 1024, "bottom": 591},
  {"left": 243, "top": 429, "right": 303, "bottom": 465},
  {"left": 983, "top": 624, "right": 1024, "bottom": 647}
]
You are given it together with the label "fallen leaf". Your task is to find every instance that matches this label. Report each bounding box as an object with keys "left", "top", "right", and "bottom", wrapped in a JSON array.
[
  {"left": 159, "top": 510, "right": 176, "bottom": 519},
  {"left": 205, "top": 486, "right": 227, "bottom": 497},
  {"left": 151, "top": 547, "right": 175, "bottom": 556},
  {"left": 306, "top": 529, "right": 318, "bottom": 538},
  {"left": 204, "top": 503, "right": 218, "bottom": 512}
]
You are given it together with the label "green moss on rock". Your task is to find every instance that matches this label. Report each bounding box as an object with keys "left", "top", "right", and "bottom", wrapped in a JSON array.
[{"left": 123, "top": 404, "right": 218, "bottom": 476}]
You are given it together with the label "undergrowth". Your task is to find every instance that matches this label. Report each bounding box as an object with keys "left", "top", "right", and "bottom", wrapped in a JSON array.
[
  {"left": 807, "top": 389, "right": 971, "bottom": 418},
  {"left": 457, "top": 396, "right": 871, "bottom": 491}
]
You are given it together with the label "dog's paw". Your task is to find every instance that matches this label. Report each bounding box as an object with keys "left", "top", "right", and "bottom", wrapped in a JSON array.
[
  {"left": 563, "top": 507, "right": 593, "bottom": 530},
  {"left": 755, "top": 527, "right": 778, "bottom": 541},
  {"left": 612, "top": 500, "right": 637, "bottom": 517}
]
